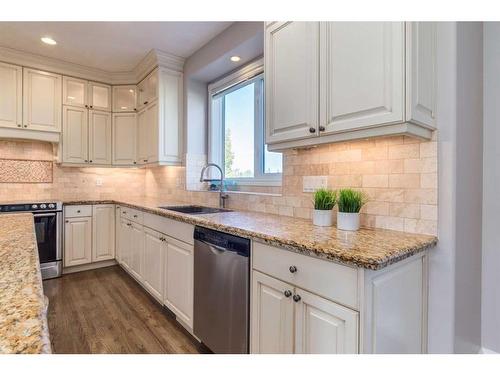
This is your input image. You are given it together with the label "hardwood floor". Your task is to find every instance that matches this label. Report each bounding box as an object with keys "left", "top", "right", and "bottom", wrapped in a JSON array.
[{"left": 43, "top": 266, "right": 207, "bottom": 354}]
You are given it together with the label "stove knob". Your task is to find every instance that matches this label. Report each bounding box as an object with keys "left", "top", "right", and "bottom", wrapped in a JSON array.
[
  {"left": 48, "top": 203, "right": 55, "bottom": 209},
  {"left": 32, "top": 204, "right": 38, "bottom": 209},
  {"left": 40, "top": 204, "right": 47, "bottom": 209}
]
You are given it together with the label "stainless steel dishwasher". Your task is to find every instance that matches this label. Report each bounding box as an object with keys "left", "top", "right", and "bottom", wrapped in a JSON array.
[{"left": 193, "top": 226, "right": 250, "bottom": 354}]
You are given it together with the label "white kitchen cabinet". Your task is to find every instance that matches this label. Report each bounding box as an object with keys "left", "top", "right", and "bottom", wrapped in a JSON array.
[
  {"left": 136, "top": 100, "right": 158, "bottom": 164},
  {"left": 88, "top": 81, "right": 111, "bottom": 112},
  {"left": 63, "top": 76, "right": 88, "bottom": 108},
  {"left": 265, "top": 21, "right": 320, "bottom": 144},
  {"left": 23, "top": 68, "right": 62, "bottom": 133},
  {"left": 92, "top": 204, "right": 115, "bottom": 262},
  {"left": 320, "top": 22, "right": 404, "bottom": 135},
  {"left": 294, "top": 288, "right": 358, "bottom": 354},
  {"left": 62, "top": 105, "right": 88, "bottom": 164},
  {"left": 119, "top": 218, "right": 132, "bottom": 270},
  {"left": 129, "top": 221, "right": 144, "bottom": 282},
  {"left": 266, "top": 21, "right": 437, "bottom": 151},
  {"left": 251, "top": 271, "right": 294, "bottom": 354},
  {"left": 112, "top": 112, "right": 137, "bottom": 165},
  {"left": 115, "top": 206, "right": 122, "bottom": 263},
  {"left": 89, "top": 110, "right": 112, "bottom": 165},
  {"left": 64, "top": 216, "right": 92, "bottom": 267},
  {"left": 143, "top": 227, "right": 165, "bottom": 302},
  {"left": 0, "top": 62, "right": 22, "bottom": 129},
  {"left": 164, "top": 236, "right": 194, "bottom": 328},
  {"left": 137, "top": 69, "right": 158, "bottom": 110},
  {"left": 113, "top": 85, "right": 137, "bottom": 112}
]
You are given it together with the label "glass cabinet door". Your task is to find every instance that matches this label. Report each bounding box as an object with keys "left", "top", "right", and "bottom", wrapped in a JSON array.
[
  {"left": 112, "top": 85, "right": 137, "bottom": 112},
  {"left": 63, "top": 76, "right": 87, "bottom": 107},
  {"left": 89, "top": 82, "right": 111, "bottom": 111}
]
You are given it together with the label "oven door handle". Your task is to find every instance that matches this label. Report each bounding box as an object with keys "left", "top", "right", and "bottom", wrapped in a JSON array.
[{"left": 33, "top": 212, "right": 57, "bottom": 218}]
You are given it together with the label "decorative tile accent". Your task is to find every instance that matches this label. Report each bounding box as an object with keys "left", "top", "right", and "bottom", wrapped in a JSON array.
[{"left": 0, "top": 159, "right": 53, "bottom": 183}]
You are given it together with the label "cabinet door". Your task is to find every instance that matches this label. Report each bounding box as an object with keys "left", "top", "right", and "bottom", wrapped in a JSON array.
[
  {"left": 64, "top": 216, "right": 92, "bottom": 267},
  {"left": 136, "top": 101, "right": 158, "bottom": 164},
  {"left": 23, "top": 68, "right": 62, "bottom": 132},
  {"left": 62, "top": 105, "right": 88, "bottom": 164},
  {"left": 88, "top": 82, "right": 111, "bottom": 112},
  {"left": 63, "top": 76, "right": 87, "bottom": 108},
  {"left": 265, "top": 22, "right": 320, "bottom": 144},
  {"left": 129, "top": 222, "right": 144, "bottom": 282},
  {"left": 0, "top": 62, "right": 22, "bottom": 129},
  {"left": 251, "top": 271, "right": 294, "bottom": 354},
  {"left": 112, "top": 112, "right": 137, "bottom": 165},
  {"left": 406, "top": 22, "right": 437, "bottom": 129},
  {"left": 294, "top": 288, "right": 359, "bottom": 354},
  {"left": 143, "top": 227, "right": 165, "bottom": 301},
  {"left": 92, "top": 204, "right": 115, "bottom": 262},
  {"left": 119, "top": 219, "right": 131, "bottom": 269},
  {"left": 89, "top": 110, "right": 112, "bottom": 165},
  {"left": 164, "top": 237, "right": 193, "bottom": 328},
  {"left": 115, "top": 206, "right": 121, "bottom": 263},
  {"left": 137, "top": 70, "right": 158, "bottom": 110},
  {"left": 112, "top": 85, "right": 137, "bottom": 112},
  {"left": 320, "top": 22, "right": 404, "bottom": 134}
]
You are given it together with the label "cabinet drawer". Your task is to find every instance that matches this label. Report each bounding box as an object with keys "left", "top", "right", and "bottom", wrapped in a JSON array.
[
  {"left": 120, "top": 207, "right": 143, "bottom": 224},
  {"left": 65, "top": 205, "right": 92, "bottom": 218},
  {"left": 143, "top": 212, "right": 194, "bottom": 245},
  {"left": 252, "top": 242, "right": 359, "bottom": 310}
]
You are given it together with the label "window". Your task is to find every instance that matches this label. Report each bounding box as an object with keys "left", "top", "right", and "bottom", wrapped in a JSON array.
[{"left": 209, "top": 64, "right": 282, "bottom": 185}]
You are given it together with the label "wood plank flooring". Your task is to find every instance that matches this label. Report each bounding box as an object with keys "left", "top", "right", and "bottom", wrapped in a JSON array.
[{"left": 43, "top": 266, "right": 207, "bottom": 354}]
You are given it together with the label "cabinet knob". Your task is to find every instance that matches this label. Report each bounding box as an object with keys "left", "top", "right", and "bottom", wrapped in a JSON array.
[
  {"left": 23, "top": 125, "right": 28, "bottom": 128},
  {"left": 143, "top": 159, "right": 148, "bottom": 162},
  {"left": 134, "top": 108, "right": 137, "bottom": 111},
  {"left": 133, "top": 161, "right": 137, "bottom": 164},
  {"left": 84, "top": 160, "right": 88, "bottom": 163},
  {"left": 90, "top": 105, "right": 93, "bottom": 108},
  {"left": 77, "top": 210, "right": 81, "bottom": 213},
  {"left": 89, "top": 160, "right": 93, "bottom": 163},
  {"left": 309, "top": 127, "right": 316, "bottom": 133},
  {"left": 284, "top": 290, "right": 292, "bottom": 298},
  {"left": 133, "top": 214, "right": 138, "bottom": 218},
  {"left": 293, "top": 294, "right": 301, "bottom": 302},
  {"left": 17, "top": 124, "right": 21, "bottom": 127},
  {"left": 65, "top": 220, "right": 69, "bottom": 223},
  {"left": 289, "top": 265, "right": 297, "bottom": 274},
  {"left": 319, "top": 125, "right": 326, "bottom": 132},
  {"left": 144, "top": 101, "right": 148, "bottom": 105},
  {"left": 85, "top": 105, "right": 88, "bottom": 108}
]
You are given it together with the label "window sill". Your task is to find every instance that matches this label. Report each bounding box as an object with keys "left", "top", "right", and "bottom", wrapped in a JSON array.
[
  {"left": 225, "top": 178, "right": 282, "bottom": 187},
  {"left": 186, "top": 189, "right": 282, "bottom": 198}
]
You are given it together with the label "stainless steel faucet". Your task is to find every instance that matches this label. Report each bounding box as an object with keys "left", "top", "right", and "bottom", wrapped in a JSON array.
[{"left": 199, "top": 163, "right": 229, "bottom": 208}]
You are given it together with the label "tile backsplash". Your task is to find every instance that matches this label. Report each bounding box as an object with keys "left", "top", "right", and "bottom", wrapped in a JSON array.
[{"left": 0, "top": 133, "right": 437, "bottom": 236}]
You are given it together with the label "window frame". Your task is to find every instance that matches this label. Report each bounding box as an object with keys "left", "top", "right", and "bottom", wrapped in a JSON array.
[{"left": 208, "top": 59, "right": 282, "bottom": 186}]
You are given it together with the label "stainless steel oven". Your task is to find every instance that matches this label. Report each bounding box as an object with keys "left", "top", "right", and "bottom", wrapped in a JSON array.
[{"left": 0, "top": 202, "right": 62, "bottom": 279}]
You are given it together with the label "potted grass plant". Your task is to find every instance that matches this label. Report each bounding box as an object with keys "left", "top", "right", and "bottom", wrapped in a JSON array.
[
  {"left": 312, "top": 188, "right": 337, "bottom": 227},
  {"left": 337, "top": 188, "right": 366, "bottom": 231}
]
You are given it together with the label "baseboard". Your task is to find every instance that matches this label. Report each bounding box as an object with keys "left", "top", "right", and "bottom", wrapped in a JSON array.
[
  {"left": 63, "top": 259, "right": 118, "bottom": 274},
  {"left": 479, "top": 347, "right": 499, "bottom": 354}
]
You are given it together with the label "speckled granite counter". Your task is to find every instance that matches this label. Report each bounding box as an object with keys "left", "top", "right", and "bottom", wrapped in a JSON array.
[
  {"left": 0, "top": 213, "right": 51, "bottom": 354},
  {"left": 65, "top": 198, "right": 437, "bottom": 270}
]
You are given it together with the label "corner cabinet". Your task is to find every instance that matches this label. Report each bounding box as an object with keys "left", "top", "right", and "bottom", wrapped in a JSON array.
[{"left": 265, "top": 22, "right": 437, "bottom": 151}]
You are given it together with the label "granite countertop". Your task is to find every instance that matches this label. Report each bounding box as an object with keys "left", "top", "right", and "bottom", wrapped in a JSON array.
[
  {"left": 0, "top": 213, "right": 51, "bottom": 354},
  {"left": 66, "top": 198, "right": 437, "bottom": 270}
]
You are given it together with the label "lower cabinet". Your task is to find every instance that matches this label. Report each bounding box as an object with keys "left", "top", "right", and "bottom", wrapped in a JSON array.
[
  {"left": 164, "top": 237, "right": 194, "bottom": 329},
  {"left": 64, "top": 216, "right": 92, "bottom": 267},
  {"left": 251, "top": 270, "right": 358, "bottom": 354},
  {"left": 129, "top": 221, "right": 144, "bottom": 282},
  {"left": 92, "top": 204, "right": 115, "bottom": 262},
  {"left": 143, "top": 227, "right": 165, "bottom": 302}
]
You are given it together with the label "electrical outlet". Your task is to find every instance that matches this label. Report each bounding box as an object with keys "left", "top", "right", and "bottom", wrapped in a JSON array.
[
  {"left": 96, "top": 178, "right": 103, "bottom": 186},
  {"left": 303, "top": 176, "right": 328, "bottom": 192}
]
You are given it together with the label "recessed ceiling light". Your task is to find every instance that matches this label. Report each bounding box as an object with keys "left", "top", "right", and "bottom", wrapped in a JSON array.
[
  {"left": 41, "top": 36, "right": 57, "bottom": 45},
  {"left": 129, "top": 89, "right": 134, "bottom": 93},
  {"left": 230, "top": 56, "right": 241, "bottom": 62},
  {"left": 121, "top": 106, "right": 127, "bottom": 110}
]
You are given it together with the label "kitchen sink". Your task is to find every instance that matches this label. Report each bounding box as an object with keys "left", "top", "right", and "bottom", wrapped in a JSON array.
[{"left": 159, "top": 205, "right": 232, "bottom": 215}]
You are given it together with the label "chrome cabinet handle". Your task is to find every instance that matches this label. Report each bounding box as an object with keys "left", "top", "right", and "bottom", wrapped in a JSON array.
[
  {"left": 289, "top": 265, "right": 297, "bottom": 274},
  {"left": 284, "top": 290, "right": 292, "bottom": 298},
  {"left": 293, "top": 294, "right": 301, "bottom": 302}
]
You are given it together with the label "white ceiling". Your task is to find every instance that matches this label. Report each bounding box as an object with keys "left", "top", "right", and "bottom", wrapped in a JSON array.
[{"left": 0, "top": 22, "right": 233, "bottom": 72}]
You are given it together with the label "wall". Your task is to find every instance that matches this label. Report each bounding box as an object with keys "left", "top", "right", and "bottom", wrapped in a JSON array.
[
  {"left": 0, "top": 140, "right": 144, "bottom": 202},
  {"left": 145, "top": 133, "right": 438, "bottom": 236},
  {"left": 481, "top": 22, "right": 500, "bottom": 354}
]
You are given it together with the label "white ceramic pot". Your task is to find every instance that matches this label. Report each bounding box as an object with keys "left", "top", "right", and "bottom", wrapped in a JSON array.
[
  {"left": 313, "top": 209, "right": 333, "bottom": 227},
  {"left": 337, "top": 212, "right": 360, "bottom": 231}
]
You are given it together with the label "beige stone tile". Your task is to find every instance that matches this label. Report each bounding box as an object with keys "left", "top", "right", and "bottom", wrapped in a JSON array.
[
  {"left": 420, "top": 141, "right": 437, "bottom": 158},
  {"left": 278, "top": 205, "right": 294, "bottom": 217},
  {"left": 404, "top": 189, "right": 438, "bottom": 205},
  {"left": 389, "top": 174, "right": 421, "bottom": 188},
  {"left": 329, "top": 174, "right": 363, "bottom": 188},
  {"left": 420, "top": 204, "right": 438, "bottom": 220},
  {"left": 331, "top": 149, "right": 362, "bottom": 163},
  {"left": 362, "top": 201, "right": 390, "bottom": 215},
  {"left": 362, "top": 146, "right": 388, "bottom": 161},
  {"left": 421, "top": 173, "right": 437, "bottom": 189},
  {"left": 389, "top": 203, "right": 420, "bottom": 219},
  {"left": 388, "top": 144, "right": 420, "bottom": 159},
  {"left": 362, "top": 174, "right": 389, "bottom": 188},
  {"left": 375, "top": 216, "right": 405, "bottom": 231}
]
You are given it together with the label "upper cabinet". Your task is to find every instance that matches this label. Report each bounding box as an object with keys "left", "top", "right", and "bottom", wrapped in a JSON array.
[
  {"left": 113, "top": 85, "right": 137, "bottom": 112},
  {"left": 0, "top": 62, "right": 22, "bottom": 129},
  {"left": 23, "top": 68, "right": 62, "bottom": 133},
  {"left": 63, "top": 77, "right": 111, "bottom": 111},
  {"left": 265, "top": 22, "right": 437, "bottom": 151},
  {"left": 137, "top": 69, "right": 158, "bottom": 110}
]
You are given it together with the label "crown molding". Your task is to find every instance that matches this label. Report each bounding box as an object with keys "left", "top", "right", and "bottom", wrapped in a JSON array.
[{"left": 0, "top": 46, "right": 185, "bottom": 85}]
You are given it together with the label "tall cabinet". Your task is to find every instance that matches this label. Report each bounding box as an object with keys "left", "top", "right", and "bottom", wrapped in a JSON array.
[{"left": 265, "top": 21, "right": 437, "bottom": 150}]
